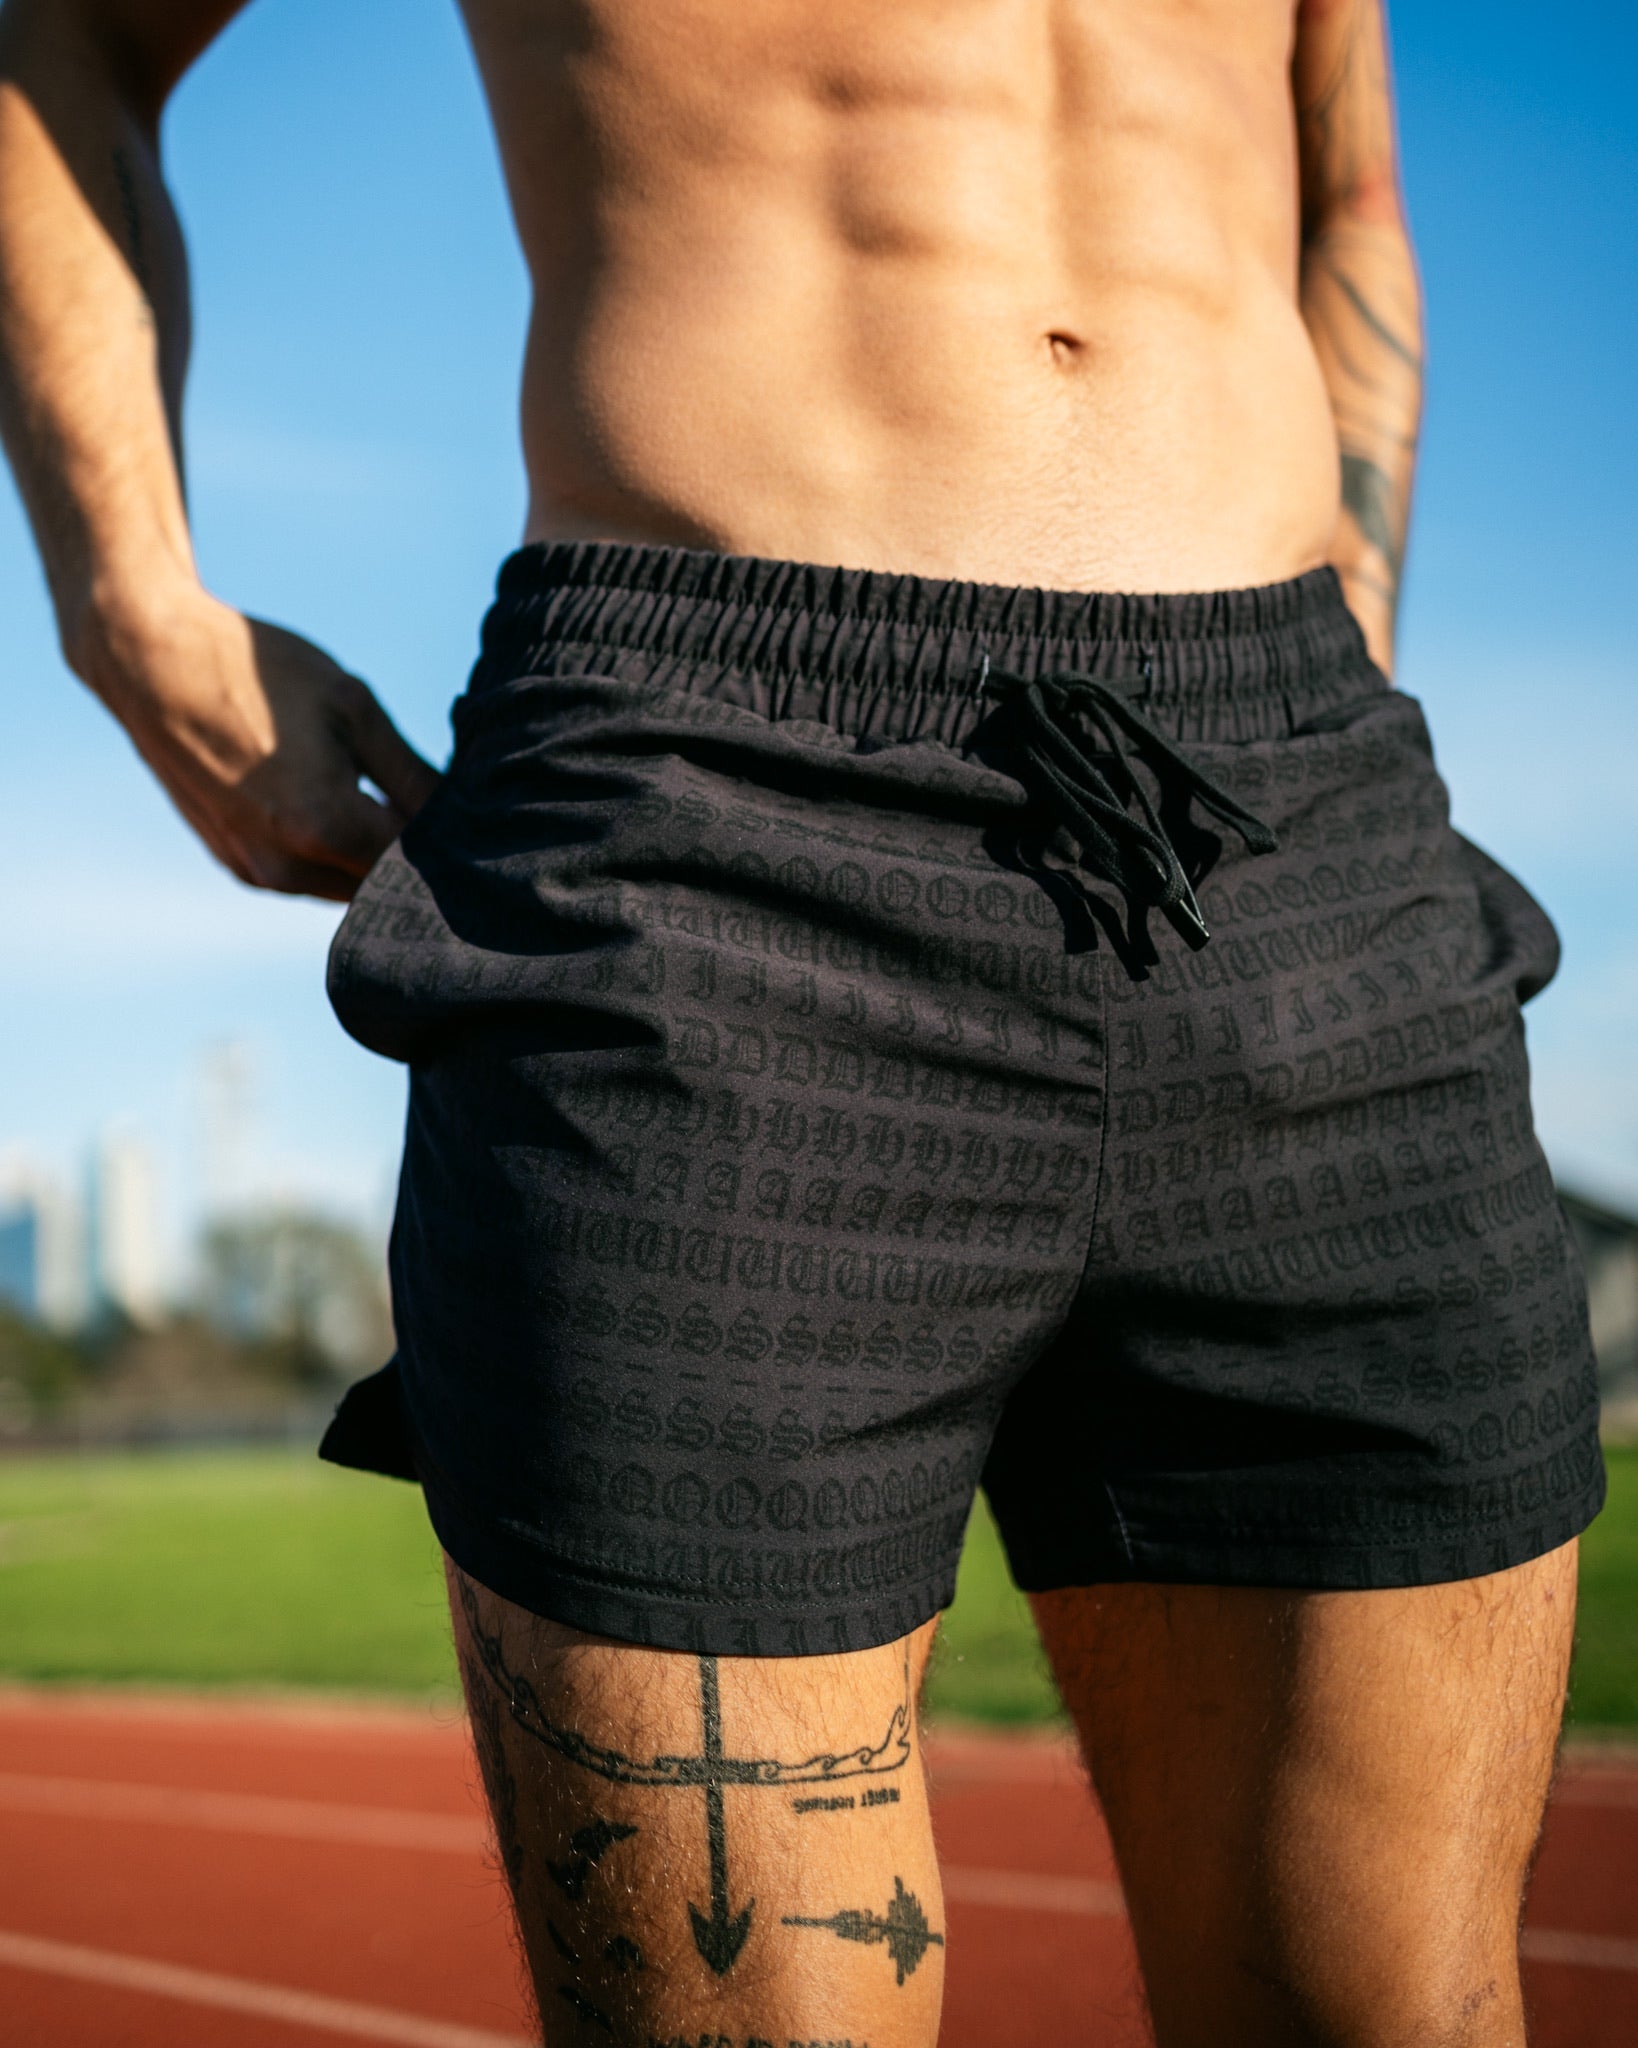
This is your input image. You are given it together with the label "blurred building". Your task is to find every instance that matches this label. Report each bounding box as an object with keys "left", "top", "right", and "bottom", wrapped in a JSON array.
[
  {"left": 0, "top": 1156, "right": 88, "bottom": 1330},
  {"left": 197, "top": 1207, "right": 391, "bottom": 1376},
  {"left": 88, "top": 1129, "right": 165, "bottom": 1328},
  {"left": 197, "top": 1037, "right": 256, "bottom": 1219}
]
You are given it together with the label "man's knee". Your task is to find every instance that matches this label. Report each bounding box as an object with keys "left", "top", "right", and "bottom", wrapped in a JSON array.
[{"left": 1238, "top": 1932, "right": 1527, "bottom": 2048}]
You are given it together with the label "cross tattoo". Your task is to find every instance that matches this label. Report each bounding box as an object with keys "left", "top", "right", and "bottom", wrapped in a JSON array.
[{"left": 456, "top": 1576, "right": 912, "bottom": 1974}]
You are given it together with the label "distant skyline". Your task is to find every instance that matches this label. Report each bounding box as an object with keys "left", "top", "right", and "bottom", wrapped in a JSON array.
[{"left": 2, "top": 0, "right": 1636, "bottom": 1253}]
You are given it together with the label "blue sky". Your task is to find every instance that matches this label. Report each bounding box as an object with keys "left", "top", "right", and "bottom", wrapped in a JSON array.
[{"left": 1, "top": 0, "right": 1635, "bottom": 1286}]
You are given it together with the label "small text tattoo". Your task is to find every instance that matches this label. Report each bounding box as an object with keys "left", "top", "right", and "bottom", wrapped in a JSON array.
[
  {"left": 784, "top": 1877, "right": 945, "bottom": 1986},
  {"left": 648, "top": 2038, "right": 869, "bottom": 2048},
  {"left": 792, "top": 1785, "right": 899, "bottom": 1817}
]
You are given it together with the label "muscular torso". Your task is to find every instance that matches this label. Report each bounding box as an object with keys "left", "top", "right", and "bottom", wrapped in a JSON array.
[{"left": 460, "top": 0, "right": 1339, "bottom": 592}]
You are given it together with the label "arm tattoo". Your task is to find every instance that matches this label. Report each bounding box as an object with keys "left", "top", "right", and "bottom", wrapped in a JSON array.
[
  {"left": 1295, "top": 0, "right": 1423, "bottom": 650},
  {"left": 1339, "top": 451, "right": 1404, "bottom": 580},
  {"left": 1316, "top": 258, "right": 1420, "bottom": 375}
]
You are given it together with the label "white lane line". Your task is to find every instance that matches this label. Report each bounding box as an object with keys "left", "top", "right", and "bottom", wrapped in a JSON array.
[
  {"left": 0, "top": 1773, "right": 483, "bottom": 1854},
  {"left": 0, "top": 1780, "right": 1114, "bottom": 1915},
  {"left": 6, "top": 1762, "right": 1636, "bottom": 1853},
  {"left": 1521, "top": 1928, "right": 1638, "bottom": 1974},
  {"left": 942, "top": 1872, "right": 1638, "bottom": 1981},
  {"left": 0, "top": 1929, "right": 530, "bottom": 2047},
  {"left": 3, "top": 1777, "right": 1632, "bottom": 1977},
  {"left": 942, "top": 1866, "right": 1125, "bottom": 1917}
]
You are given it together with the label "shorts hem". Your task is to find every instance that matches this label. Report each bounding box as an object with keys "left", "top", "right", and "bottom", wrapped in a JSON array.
[
  {"left": 1002, "top": 1462, "right": 1606, "bottom": 1596},
  {"left": 317, "top": 1359, "right": 419, "bottom": 1482},
  {"left": 319, "top": 1362, "right": 956, "bottom": 1656},
  {"left": 423, "top": 1476, "right": 957, "bottom": 1658}
]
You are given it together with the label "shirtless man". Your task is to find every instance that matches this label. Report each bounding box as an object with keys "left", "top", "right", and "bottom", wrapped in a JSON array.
[{"left": 0, "top": 4, "right": 1602, "bottom": 2043}]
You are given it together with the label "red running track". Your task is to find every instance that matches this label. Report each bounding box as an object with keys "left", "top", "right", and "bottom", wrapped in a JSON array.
[{"left": 0, "top": 1689, "right": 1633, "bottom": 2046}]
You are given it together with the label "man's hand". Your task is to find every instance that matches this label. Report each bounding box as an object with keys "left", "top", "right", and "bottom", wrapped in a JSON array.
[
  {"left": 82, "top": 590, "right": 441, "bottom": 902},
  {"left": 1, "top": 9, "right": 440, "bottom": 902}
]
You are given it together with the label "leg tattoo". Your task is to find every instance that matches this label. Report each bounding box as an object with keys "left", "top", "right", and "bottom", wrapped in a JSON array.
[
  {"left": 455, "top": 1569, "right": 915, "bottom": 1978},
  {"left": 784, "top": 1877, "right": 945, "bottom": 1987},
  {"left": 547, "top": 1817, "right": 640, "bottom": 1901},
  {"left": 460, "top": 1647, "right": 527, "bottom": 1888}
]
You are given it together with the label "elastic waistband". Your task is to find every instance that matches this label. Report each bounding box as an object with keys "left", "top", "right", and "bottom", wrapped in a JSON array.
[{"left": 473, "top": 540, "right": 1379, "bottom": 718}]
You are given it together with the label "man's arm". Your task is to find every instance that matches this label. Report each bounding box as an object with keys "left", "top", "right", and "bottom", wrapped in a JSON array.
[
  {"left": 1293, "top": 0, "right": 1424, "bottom": 677},
  {"left": 0, "top": 0, "right": 436, "bottom": 899}
]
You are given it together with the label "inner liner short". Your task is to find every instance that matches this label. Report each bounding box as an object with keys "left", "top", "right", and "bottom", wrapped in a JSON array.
[{"left": 321, "top": 542, "right": 1603, "bottom": 1656}]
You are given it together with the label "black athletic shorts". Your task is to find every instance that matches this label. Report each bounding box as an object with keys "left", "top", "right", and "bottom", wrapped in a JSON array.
[{"left": 321, "top": 542, "right": 1603, "bottom": 1655}]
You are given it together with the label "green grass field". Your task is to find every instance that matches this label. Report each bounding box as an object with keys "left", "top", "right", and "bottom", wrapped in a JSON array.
[{"left": 1, "top": 1445, "right": 1633, "bottom": 1728}]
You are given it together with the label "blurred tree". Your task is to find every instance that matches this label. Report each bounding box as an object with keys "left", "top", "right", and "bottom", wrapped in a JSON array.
[
  {"left": 0, "top": 1307, "right": 85, "bottom": 1432},
  {"left": 197, "top": 1211, "right": 391, "bottom": 1379}
]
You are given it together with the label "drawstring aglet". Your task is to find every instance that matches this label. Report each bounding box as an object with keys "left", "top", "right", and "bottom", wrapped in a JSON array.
[{"left": 1167, "top": 879, "right": 1212, "bottom": 952}]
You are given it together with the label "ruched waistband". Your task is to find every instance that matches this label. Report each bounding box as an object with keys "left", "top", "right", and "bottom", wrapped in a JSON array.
[{"left": 470, "top": 541, "right": 1383, "bottom": 733}]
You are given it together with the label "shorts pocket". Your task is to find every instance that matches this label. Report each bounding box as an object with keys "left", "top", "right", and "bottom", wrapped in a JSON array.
[{"left": 1449, "top": 834, "right": 1562, "bottom": 1006}]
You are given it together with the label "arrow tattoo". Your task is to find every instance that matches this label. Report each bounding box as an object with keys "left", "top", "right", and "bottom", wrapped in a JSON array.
[{"left": 686, "top": 1655, "right": 755, "bottom": 1974}]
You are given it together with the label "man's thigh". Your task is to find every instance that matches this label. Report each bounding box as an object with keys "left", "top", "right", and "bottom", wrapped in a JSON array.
[
  {"left": 448, "top": 1559, "right": 945, "bottom": 2048},
  {"left": 1032, "top": 1542, "right": 1578, "bottom": 2048}
]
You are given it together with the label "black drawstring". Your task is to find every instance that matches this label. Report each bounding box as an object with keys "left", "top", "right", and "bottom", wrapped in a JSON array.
[{"left": 982, "top": 669, "right": 1278, "bottom": 951}]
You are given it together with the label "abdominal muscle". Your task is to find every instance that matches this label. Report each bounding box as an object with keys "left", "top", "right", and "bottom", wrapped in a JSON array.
[{"left": 462, "top": 0, "right": 1340, "bottom": 593}]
